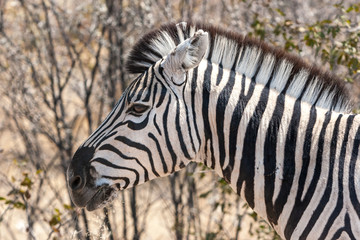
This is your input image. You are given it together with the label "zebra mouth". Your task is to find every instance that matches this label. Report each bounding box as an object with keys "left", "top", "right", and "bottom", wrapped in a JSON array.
[{"left": 85, "top": 185, "right": 118, "bottom": 211}]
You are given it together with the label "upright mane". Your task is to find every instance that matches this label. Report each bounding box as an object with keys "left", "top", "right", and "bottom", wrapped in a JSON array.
[{"left": 126, "top": 22, "right": 352, "bottom": 113}]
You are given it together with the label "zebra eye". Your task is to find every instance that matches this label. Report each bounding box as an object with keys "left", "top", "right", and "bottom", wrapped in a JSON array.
[{"left": 127, "top": 104, "right": 149, "bottom": 116}]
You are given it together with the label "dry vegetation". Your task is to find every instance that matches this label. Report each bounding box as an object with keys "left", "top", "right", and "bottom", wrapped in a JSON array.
[{"left": 0, "top": 0, "right": 359, "bottom": 239}]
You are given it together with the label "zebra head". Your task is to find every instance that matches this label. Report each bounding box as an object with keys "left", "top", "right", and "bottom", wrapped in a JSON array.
[{"left": 67, "top": 30, "right": 209, "bottom": 211}]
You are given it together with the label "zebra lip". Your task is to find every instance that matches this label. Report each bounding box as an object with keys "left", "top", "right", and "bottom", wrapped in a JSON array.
[{"left": 85, "top": 186, "right": 117, "bottom": 211}]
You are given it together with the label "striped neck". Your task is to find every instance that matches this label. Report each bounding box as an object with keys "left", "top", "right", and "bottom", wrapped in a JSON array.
[
  {"left": 189, "top": 60, "right": 360, "bottom": 239},
  {"left": 124, "top": 22, "right": 359, "bottom": 239}
]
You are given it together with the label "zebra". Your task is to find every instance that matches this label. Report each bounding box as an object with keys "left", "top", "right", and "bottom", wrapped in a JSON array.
[{"left": 67, "top": 22, "right": 360, "bottom": 239}]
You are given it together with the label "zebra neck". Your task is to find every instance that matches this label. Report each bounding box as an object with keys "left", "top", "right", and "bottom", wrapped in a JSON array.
[{"left": 191, "top": 61, "right": 360, "bottom": 236}]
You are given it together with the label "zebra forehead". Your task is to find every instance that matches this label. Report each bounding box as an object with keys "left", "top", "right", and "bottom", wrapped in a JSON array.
[{"left": 126, "top": 21, "right": 352, "bottom": 113}]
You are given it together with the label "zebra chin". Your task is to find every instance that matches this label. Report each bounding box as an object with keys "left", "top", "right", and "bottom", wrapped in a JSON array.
[
  {"left": 84, "top": 185, "right": 119, "bottom": 211},
  {"left": 69, "top": 182, "right": 122, "bottom": 211},
  {"left": 85, "top": 178, "right": 130, "bottom": 211}
]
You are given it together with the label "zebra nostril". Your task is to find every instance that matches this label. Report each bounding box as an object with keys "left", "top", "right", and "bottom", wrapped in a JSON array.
[
  {"left": 67, "top": 146, "right": 95, "bottom": 192},
  {"left": 69, "top": 175, "right": 84, "bottom": 191}
]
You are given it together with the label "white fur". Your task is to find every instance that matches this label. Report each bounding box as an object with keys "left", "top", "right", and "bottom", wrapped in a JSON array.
[
  {"left": 301, "top": 77, "right": 322, "bottom": 105},
  {"left": 176, "top": 22, "right": 187, "bottom": 42},
  {"left": 255, "top": 54, "right": 275, "bottom": 85},
  {"left": 151, "top": 31, "right": 177, "bottom": 57},
  {"left": 270, "top": 60, "right": 293, "bottom": 92},
  {"left": 212, "top": 35, "right": 238, "bottom": 69},
  {"left": 95, "top": 178, "right": 112, "bottom": 187},
  {"left": 235, "top": 47, "right": 262, "bottom": 78},
  {"left": 189, "top": 25, "right": 196, "bottom": 39},
  {"left": 316, "top": 90, "right": 336, "bottom": 110},
  {"left": 286, "top": 70, "right": 309, "bottom": 98}
]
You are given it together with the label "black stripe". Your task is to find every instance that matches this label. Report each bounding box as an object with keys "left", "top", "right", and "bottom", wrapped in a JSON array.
[
  {"left": 92, "top": 157, "right": 140, "bottom": 185},
  {"left": 216, "top": 67, "right": 223, "bottom": 85},
  {"left": 298, "top": 111, "right": 332, "bottom": 239},
  {"left": 264, "top": 93, "right": 285, "bottom": 224},
  {"left": 157, "top": 64, "right": 178, "bottom": 96},
  {"left": 175, "top": 91, "right": 191, "bottom": 159},
  {"left": 349, "top": 124, "right": 360, "bottom": 218},
  {"left": 163, "top": 95, "right": 177, "bottom": 172},
  {"left": 228, "top": 75, "right": 256, "bottom": 180},
  {"left": 183, "top": 72, "right": 196, "bottom": 153},
  {"left": 191, "top": 67, "right": 201, "bottom": 147},
  {"left": 156, "top": 61, "right": 196, "bottom": 160},
  {"left": 92, "top": 131, "right": 107, "bottom": 147},
  {"left": 99, "top": 144, "right": 138, "bottom": 162},
  {"left": 94, "top": 131, "right": 118, "bottom": 148},
  {"left": 142, "top": 68, "right": 155, "bottom": 102},
  {"left": 273, "top": 99, "right": 301, "bottom": 222},
  {"left": 128, "top": 73, "right": 144, "bottom": 100},
  {"left": 217, "top": 70, "right": 236, "bottom": 169},
  {"left": 86, "top": 95, "right": 126, "bottom": 146},
  {"left": 97, "top": 144, "right": 147, "bottom": 183},
  {"left": 102, "top": 175, "right": 130, "bottom": 189},
  {"left": 284, "top": 106, "right": 317, "bottom": 239},
  {"left": 87, "top": 80, "right": 140, "bottom": 147},
  {"left": 153, "top": 114, "right": 162, "bottom": 136},
  {"left": 125, "top": 112, "right": 150, "bottom": 131},
  {"left": 148, "top": 133, "right": 168, "bottom": 174},
  {"left": 237, "top": 84, "right": 270, "bottom": 208},
  {"left": 330, "top": 213, "right": 356, "bottom": 240},
  {"left": 152, "top": 83, "right": 158, "bottom": 107},
  {"left": 124, "top": 76, "right": 140, "bottom": 101},
  {"left": 206, "top": 32, "right": 215, "bottom": 61},
  {"left": 109, "top": 109, "right": 150, "bottom": 131},
  {"left": 115, "top": 136, "right": 160, "bottom": 178},
  {"left": 319, "top": 115, "right": 353, "bottom": 239},
  {"left": 135, "top": 69, "right": 150, "bottom": 101},
  {"left": 202, "top": 62, "right": 215, "bottom": 168},
  {"left": 156, "top": 81, "right": 167, "bottom": 108}
]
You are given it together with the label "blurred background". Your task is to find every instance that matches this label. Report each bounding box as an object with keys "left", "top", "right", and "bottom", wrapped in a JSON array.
[{"left": 0, "top": 0, "right": 359, "bottom": 239}]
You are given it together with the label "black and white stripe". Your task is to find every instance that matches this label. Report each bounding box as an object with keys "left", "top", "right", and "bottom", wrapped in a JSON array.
[{"left": 67, "top": 22, "right": 360, "bottom": 239}]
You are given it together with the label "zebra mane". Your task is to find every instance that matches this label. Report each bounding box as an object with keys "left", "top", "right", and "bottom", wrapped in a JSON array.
[{"left": 126, "top": 22, "right": 352, "bottom": 113}]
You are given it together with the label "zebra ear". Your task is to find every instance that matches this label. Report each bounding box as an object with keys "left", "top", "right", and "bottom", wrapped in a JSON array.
[{"left": 162, "top": 30, "right": 209, "bottom": 85}]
